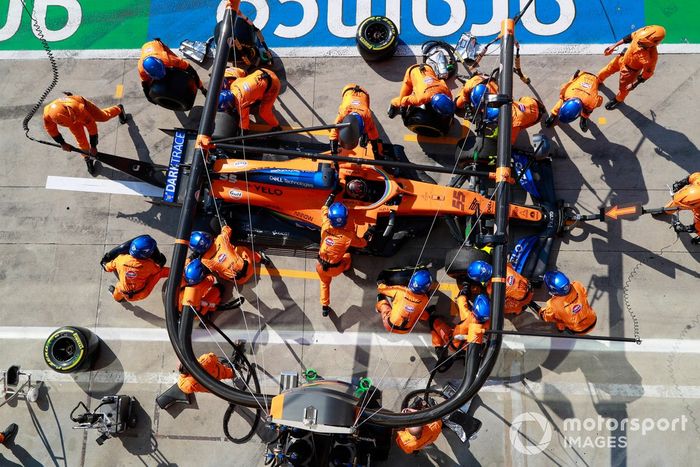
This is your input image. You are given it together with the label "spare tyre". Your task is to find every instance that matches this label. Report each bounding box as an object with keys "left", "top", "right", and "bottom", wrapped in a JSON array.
[
  {"left": 445, "top": 247, "right": 491, "bottom": 280},
  {"left": 356, "top": 16, "right": 398, "bottom": 62},
  {"left": 402, "top": 106, "right": 452, "bottom": 137},
  {"left": 149, "top": 68, "right": 198, "bottom": 111},
  {"left": 44, "top": 326, "right": 100, "bottom": 373},
  {"left": 376, "top": 266, "right": 428, "bottom": 287}
]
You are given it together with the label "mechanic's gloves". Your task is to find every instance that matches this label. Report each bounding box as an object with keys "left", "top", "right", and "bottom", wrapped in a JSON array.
[
  {"left": 200, "top": 86, "right": 208, "bottom": 96},
  {"left": 544, "top": 114, "right": 556, "bottom": 128},
  {"left": 579, "top": 117, "right": 589, "bottom": 133},
  {"left": 387, "top": 105, "right": 399, "bottom": 119},
  {"left": 636, "top": 76, "right": 646, "bottom": 84},
  {"left": 399, "top": 106, "right": 408, "bottom": 118},
  {"left": 672, "top": 178, "right": 690, "bottom": 193},
  {"left": 370, "top": 139, "right": 383, "bottom": 158},
  {"left": 330, "top": 139, "right": 339, "bottom": 155}
]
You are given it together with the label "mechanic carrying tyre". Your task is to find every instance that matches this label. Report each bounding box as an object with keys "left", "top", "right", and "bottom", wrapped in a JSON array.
[
  {"left": 356, "top": 16, "right": 399, "bottom": 62},
  {"left": 44, "top": 326, "right": 100, "bottom": 373},
  {"left": 388, "top": 64, "right": 454, "bottom": 137},
  {"left": 218, "top": 68, "right": 282, "bottom": 134},
  {"left": 100, "top": 235, "right": 170, "bottom": 303},
  {"left": 329, "top": 84, "right": 383, "bottom": 158},
  {"left": 138, "top": 38, "right": 206, "bottom": 111},
  {"left": 375, "top": 268, "right": 434, "bottom": 334}
]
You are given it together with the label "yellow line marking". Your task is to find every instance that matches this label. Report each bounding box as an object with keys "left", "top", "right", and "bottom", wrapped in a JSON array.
[
  {"left": 114, "top": 84, "right": 123, "bottom": 99},
  {"left": 597, "top": 116, "right": 607, "bottom": 125},
  {"left": 403, "top": 124, "right": 470, "bottom": 145}
]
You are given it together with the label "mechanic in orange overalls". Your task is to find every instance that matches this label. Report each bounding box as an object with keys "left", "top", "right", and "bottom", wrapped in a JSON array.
[
  {"left": 544, "top": 70, "right": 603, "bottom": 132},
  {"left": 430, "top": 293, "right": 490, "bottom": 367},
  {"left": 598, "top": 25, "right": 666, "bottom": 110},
  {"left": 137, "top": 38, "right": 206, "bottom": 101},
  {"left": 0, "top": 423, "right": 18, "bottom": 446},
  {"left": 101, "top": 235, "right": 169, "bottom": 303},
  {"left": 178, "top": 259, "right": 222, "bottom": 318},
  {"left": 532, "top": 271, "right": 597, "bottom": 334},
  {"left": 177, "top": 352, "right": 234, "bottom": 394},
  {"left": 222, "top": 68, "right": 282, "bottom": 132},
  {"left": 466, "top": 260, "right": 533, "bottom": 315},
  {"left": 454, "top": 73, "right": 498, "bottom": 113},
  {"left": 376, "top": 269, "right": 433, "bottom": 334},
  {"left": 316, "top": 195, "right": 367, "bottom": 316},
  {"left": 329, "top": 84, "right": 383, "bottom": 157},
  {"left": 43, "top": 94, "right": 127, "bottom": 174},
  {"left": 388, "top": 64, "right": 454, "bottom": 119},
  {"left": 511, "top": 96, "right": 545, "bottom": 144},
  {"left": 189, "top": 228, "right": 270, "bottom": 286},
  {"left": 396, "top": 405, "right": 442, "bottom": 454},
  {"left": 667, "top": 172, "right": 700, "bottom": 244}
]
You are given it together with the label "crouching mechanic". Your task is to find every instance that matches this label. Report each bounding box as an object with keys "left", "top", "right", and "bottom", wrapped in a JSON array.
[
  {"left": 388, "top": 64, "right": 454, "bottom": 120},
  {"left": 531, "top": 271, "right": 597, "bottom": 334},
  {"left": 468, "top": 260, "right": 533, "bottom": 315},
  {"left": 189, "top": 227, "right": 270, "bottom": 286},
  {"left": 666, "top": 172, "right": 700, "bottom": 244},
  {"left": 376, "top": 269, "right": 433, "bottom": 334},
  {"left": 511, "top": 96, "right": 545, "bottom": 144},
  {"left": 430, "top": 293, "right": 490, "bottom": 368},
  {"left": 454, "top": 74, "right": 498, "bottom": 117},
  {"left": 177, "top": 352, "right": 234, "bottom": 394},
  {"left": 396, "top": 404, "right": 442, "bottom": 454},
  {"left": 138, "top": 38, "right": 206, "bottom": 102},
  {"left": 316, "top": 194, "right": 368, "bottom": 316},
  {"left": 178, "top": 259, "right": 223, "bottom": 319},
  {"left": 43, "top": 94, "right": 127, "bottom": 175},
  {"left": 101, "top": 235, "right": 169, "bottom": 303},
  {"left": 219, "top": 68, "right": 282, "bottom": 133},
  {"left": 544, "top": 70, "right": 603, "bottom": 132},
  {"left": 329, "top": 84, "right": 383, "bottom": 158}
]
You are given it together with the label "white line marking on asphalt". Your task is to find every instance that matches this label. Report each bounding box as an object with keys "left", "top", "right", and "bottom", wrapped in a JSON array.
[
  {"left": 45, "top": 176, "right": 162, "bottom": 197},
  {"left": 1, "top": 326, "right": 698, "bottom": 353}
]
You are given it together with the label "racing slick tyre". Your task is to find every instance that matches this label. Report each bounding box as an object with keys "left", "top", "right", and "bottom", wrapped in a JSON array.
[
  {"left": 149, "top": 68, "right": 198, "bottom": 112},
  {"left": 402, "top": 106, "right": 452, "bottom": 137},
  {"left": 445, "top": 247, "right": 491, "bottom": 281},
  {"left": 356, "top": 16, "right": 398, "bottom": 62},
  {"left": 376, "top": 266, "right": 429, "bottom": 286},
  {"left": 212, "top": 111, "right": 238, "bottom": 140},
  {"left": 43, "top": 326, "right": 100, "bottom": 373}
]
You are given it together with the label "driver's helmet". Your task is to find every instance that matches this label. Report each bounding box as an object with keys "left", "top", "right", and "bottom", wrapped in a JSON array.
[{"left": 346, "top": 179, "right": 368, "bottom": 199}]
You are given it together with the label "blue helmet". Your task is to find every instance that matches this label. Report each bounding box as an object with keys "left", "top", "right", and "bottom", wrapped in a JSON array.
[
  {"left": 472, "top": 294, "right": 491, "bottom": 323},
  {"left": 408, "top": 269, "right": 432, "bottom": 294},
  {"left": 328, "top": 202, "right": 348, "bottom": 228},
  {"left": 543, "top": 270, "right": 571, "bottom": 296},
  {"left": 485, "top": 106, "right": 500, "bottom": 122},
  {"left": 129, "top": 235, "right": 156, "bottom": 259},
  {"left": 470, "top": 84, "right": 488, "bottom": 108},
  {"left": 184, "top": 259, "right": 206, "bottom": 285},
  {"left": 143, "top": 56, "right": 166, "bottom": 80},
  {"left": 467, "top": 260, "right": 493, "bottom": 283},
  {"left": 558, "top": 98, "right": 583, "bottom": 123},
  {"left": 430, "top": 93, "right": 455, "bottom": 117},
  {"left": 189, "top": 231, "right": 213, "bottom": 255},
  {"left": 218, "top": 90, "right": 234, "bottom": 111},
  {"left": 349, "top": 112, "right": 365, "bottom": 135}
]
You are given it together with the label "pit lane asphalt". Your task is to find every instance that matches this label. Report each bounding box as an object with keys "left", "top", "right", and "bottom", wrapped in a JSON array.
[{"left": 0, "top": 54, "right": 699, "bottom": 466}]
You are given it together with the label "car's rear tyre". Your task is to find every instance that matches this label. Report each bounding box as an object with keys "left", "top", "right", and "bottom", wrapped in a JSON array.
[
  {"left": 402, "top": 106, "right": 452, "bottom": 137},
  {"left": 356, "top": 16, "right": 398, "bottom": 62},
  {"left": 43, "top": 326, "right": 100, "bottom": 373},
  {"left": 212, "top": 111, "right": 238, "bottom": 140},
  {"left": 445, "top": 247, "right": 492, "bottom": 280},
  {"left": 149, "top": 68, "right": 198, "bottom": 111}
]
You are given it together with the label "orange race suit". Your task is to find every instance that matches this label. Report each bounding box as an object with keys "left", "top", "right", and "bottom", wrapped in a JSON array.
[
  {"left": 104, "top": 254, "right": 170, "bottom": 302},
  {"left": 43, "top": 95, "right": 122, "bottom": 153},
  {"left": 396, "top": 416, "right": 442, "bottom": 454},
  {"left": 177, "top": 352, "right": 233, "bottom": 394},
  {"left": 455, "top": 73, "right": 498, "bottom": 110},
  {"left": 316, "top": 206, "right": 367, "bottom": 307},
  {"left": 486, "top": 263, "right": 534, "bottom": 315},
  {"left": 178, "top": 274, "right": 221, "bottom": 318},
  {"left": 511, "top": 96, "right": 544, "bottom": 144},
  {"left": 550, "top": 71, "right": 603, "bottom": 119},
  {"left": 390, "top": 64, "right": 451, "bottom": 108},
  {"left": 431, "top": 294, "right": 490, "bottom": 351},
  {"left": 329, "top": 84, "right": 380, "bottom": 142},
  {"left": 667, "top": 172, "right": 700, "bottom": 237},
  {"left": 200, "top": 225, "right": 261, "bottom": 285},
  {"left": 376, "top": 284, "right": 430, "bottom": 334},
  {"left": 598, "top": 26, "right": 663, "bottom": 102},
  {"left": 539, "top": 281, "right": 597, "bottom": 334},
  {"left": 228, "top": 68, "right": 281, "bottom": 130}
]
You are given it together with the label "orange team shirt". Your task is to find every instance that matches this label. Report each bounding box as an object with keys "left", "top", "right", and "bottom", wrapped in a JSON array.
[
  {"left": 319, "top": 206, "right": 367, "bottom": 264},
  {"left": 179, "top": 275, "right": 218, "bottom": 312},
  {"left": 200, "top": 226, "right": 246, "bottom": 280},
  {"left": 43, "top": 96, "right": 99, "bottom": 147},
  {"left": 396, "top": 420, "right": 443, "bottom": 454},
  {"left": 137, "top": 40, "right": 190, "bottom": 83},
  {"left": 177, "top": 352, "right": 234, "bottom": 393},
  {"left": 396, "top": 65, "right": 451, "bottom": 107},
  {"left": 623, "top": 27, "right": 659, "bottom": 80},
  {"left": 330, "top": 84, "right": 380, "bottom": 141},
  {"left": 486, "top": 263, "right": 534, "bottom": 314},
  {"left": 511, "top": 97, "right": 542, "bottom": 144},
  {"left": 455, "top": 74, "right": 498, "bottom": 109},
  {"left": 540, "top": 281, "right": 597, "bottom": 333},
  {"left": 377, "top": 284, "right": 430, "bottom": 330},
  {"left": 104, "top": 254, "right": 164, "bottom": 296},
  {"left": 229, "top": 69, "right": 271, "bottom": 109},
  {"left": 452, "top": 295, "right": 489, "bottom": 345},
  {"left": 554, "top": 72, "right": 602, "bottom": 118}
]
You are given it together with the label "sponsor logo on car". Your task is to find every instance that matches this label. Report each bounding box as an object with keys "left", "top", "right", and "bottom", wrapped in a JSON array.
[{"left": 229, "top": 189, "right": 243, "bottom": 199}]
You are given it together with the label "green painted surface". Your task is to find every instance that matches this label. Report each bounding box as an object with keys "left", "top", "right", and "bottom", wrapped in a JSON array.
[
  {"left": 644, "top": 0, "right": 700, "bottom": 43},
  {"left": 0, "top": 0, "right": 150, "bottom": 50}
]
